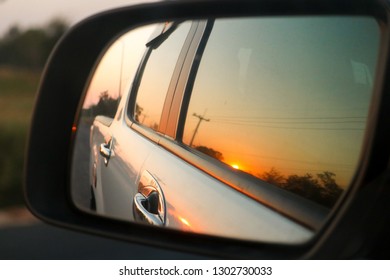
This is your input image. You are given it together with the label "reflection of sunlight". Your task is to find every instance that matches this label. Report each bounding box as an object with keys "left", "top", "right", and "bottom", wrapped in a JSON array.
[
  {"left": 231, "top": 164, "right": 240, "bottom": 170},
  {"left": 179, "top": 216, "right": 191, "bottom": 227}
]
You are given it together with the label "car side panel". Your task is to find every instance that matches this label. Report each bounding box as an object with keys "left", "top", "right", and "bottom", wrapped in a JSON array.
[
  {"left": 91, "top": 116, "right": 156, "bottom": 221},
  {"left": 141, "top": 143, "right": 313, "bottom": 243}
]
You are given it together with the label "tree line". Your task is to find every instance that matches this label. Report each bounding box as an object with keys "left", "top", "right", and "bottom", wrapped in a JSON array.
[
  {"left": 0, "top": 19, "right": 68, "bottom": 69},
  {"left": 189, "top": 143, "right": 343, "bottom": 208},
  {"left": 260, "top": 168, "right": 343, "bottom": 208},
  {"left": 81, "top": 91, "right": 120, "bottom": 124}
]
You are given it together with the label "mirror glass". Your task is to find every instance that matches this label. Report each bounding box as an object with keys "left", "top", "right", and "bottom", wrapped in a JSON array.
[{"left": 71, "top": 16, "right": 380, "bottom": 243}]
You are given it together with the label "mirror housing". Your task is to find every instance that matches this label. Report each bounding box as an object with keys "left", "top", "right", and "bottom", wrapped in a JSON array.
[{"left": 25, "top": 0, "right": 390, "bottom": 258}]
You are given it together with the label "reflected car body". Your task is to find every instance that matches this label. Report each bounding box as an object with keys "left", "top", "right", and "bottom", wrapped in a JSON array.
[
  {"left": 90, "top": 74, "right": 314, "bottom": 243},
  {"left": 87, "top": 19, "right": 344, "bottom": 243}
]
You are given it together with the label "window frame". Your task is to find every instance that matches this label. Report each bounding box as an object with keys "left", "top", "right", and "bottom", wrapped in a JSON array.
[{"left": 124, "top": 20, "right": 201, "bottom": 143}]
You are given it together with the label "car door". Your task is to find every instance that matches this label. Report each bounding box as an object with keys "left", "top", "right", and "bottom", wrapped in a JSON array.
[{"left": 92, "top": 21, "right": 197, "bottom": 221}]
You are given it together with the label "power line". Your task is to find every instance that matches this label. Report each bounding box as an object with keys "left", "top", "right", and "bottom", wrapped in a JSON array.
[
  {"left": 208, "top": 120, "right": 365, "bottom": 131},
  {"left": 209, "top": 115, "right": 366, "bottom": 121}
]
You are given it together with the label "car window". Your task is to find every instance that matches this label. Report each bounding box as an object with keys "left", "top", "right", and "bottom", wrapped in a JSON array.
[
  {"left": 82, "top": 40, "right": 123, "bottom": 119},
  {"left": 182, "top": 17, "right": 379, "bottom": 208},
  {"left": 81, "top": 25, "right": 156, "bottom": 120},
  {"left": 132, "top": 21, "right": 192, "bottom": 131}
]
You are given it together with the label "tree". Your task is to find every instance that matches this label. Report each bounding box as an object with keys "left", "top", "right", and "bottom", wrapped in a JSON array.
[
  {"left": 0, "top": 18, "right": 69, "bottom": 69},
  {"left": 259, "top": 167, "right": 344, "bottom": 208},
  {"left": 92, "top": 91, "right": 119, "bottom": 118},
  {"left": 317, "top": 171, "right": 343, "bottom": 207},
  {"left": 317, "top": 171, "right": 338, "bottom": 191},
  {"left": 195, "top": 146, "right": 224, "bottom": 161},
  {"left": 284, "top": 173, "right": 323, "bottom": 200},
  {"left": 43, "top": 18, "right": 69, "bottom": 61},
  {"left": 260, "top": 167, "right": 285, "bottom": 187}
]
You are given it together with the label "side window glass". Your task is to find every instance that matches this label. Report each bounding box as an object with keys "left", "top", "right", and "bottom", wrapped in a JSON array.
[
  {"left": 182, "top": 17, "right": 379, "bottom": 208},
  {"left": 81, "top": 24, "right": 156, "bottom": 120},
  {"left": 133, "top": 21, "right": 192, "bottom": 131},
  {"left": 82, "top": 40, "right": 123, "bottom": 119}
]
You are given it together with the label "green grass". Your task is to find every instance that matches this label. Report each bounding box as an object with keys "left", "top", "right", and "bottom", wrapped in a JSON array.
[
  {"left": 0, "top": 68, "right": 39, "bottom": 95},
  {"left": 0, "top": 66, "right": 39, "bottom": 125},
  {"left": 0, "top": 66, "right": 40, "bottom": 208}
]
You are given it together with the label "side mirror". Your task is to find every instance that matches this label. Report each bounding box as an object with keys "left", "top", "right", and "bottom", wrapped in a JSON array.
[{"left": 25, "top": 0, "right": 390, "bottom": 259}]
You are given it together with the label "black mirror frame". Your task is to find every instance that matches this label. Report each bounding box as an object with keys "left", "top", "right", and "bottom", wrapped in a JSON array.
[{"left": 25, "top": 0, "right": 390, "bottom": 259}]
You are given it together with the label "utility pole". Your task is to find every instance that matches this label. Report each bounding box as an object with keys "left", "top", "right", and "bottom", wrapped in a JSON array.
[{"left": 189, "top": 111, "right": 210, "bottom": 147}]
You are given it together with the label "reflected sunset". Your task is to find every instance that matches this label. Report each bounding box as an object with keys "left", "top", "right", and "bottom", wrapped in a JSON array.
[
  {"left": 178, "top": 216, "right": 191, "bottom": 228},
  {"left": 182, "top": 17, "right": 379, "bottom": 207},
  {"left": 231, "top": 164, "right": 240, "bottom": 170}
]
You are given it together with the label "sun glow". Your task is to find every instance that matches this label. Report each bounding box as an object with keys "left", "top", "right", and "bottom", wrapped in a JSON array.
[
  {"left": 231, "top": 164, "right": 240, "bottom": 170},
  {"left": 179, "top": 217, "right": 191, "bottom": 227}
]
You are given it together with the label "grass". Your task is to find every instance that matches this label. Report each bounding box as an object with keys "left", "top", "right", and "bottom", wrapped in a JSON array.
[
  {"left": 0, "top": 66, "right": 39, "bottom": 125},
  {"left": 0, "top": 66, "right": 40, "bottom": 208}
]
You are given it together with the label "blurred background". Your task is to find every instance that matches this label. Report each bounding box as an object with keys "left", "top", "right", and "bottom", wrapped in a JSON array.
[{"left": 0, "top": 0, "right": 146, "bottom": 226}]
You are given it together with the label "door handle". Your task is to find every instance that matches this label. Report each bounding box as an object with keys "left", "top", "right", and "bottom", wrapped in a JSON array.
[
  {"left": 133, "top": 170, "right": 166, "bottom": 226},
  {"left": 134, "top": 192, "right": 164, "bottom": 226},
  {"left": 99, "top": 138, "right": 113, "bottom": 165}
]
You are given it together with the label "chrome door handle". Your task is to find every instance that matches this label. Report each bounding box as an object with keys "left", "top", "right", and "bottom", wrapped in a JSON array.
[
  {"left": 134, "top": 193, "right": 164, "bottom": 226},
  {"left": 133, "top": 170, "right": 166, "bottom": 226},
  {"left": 99, "top": 138, "right": 113, "bottom": 165}
]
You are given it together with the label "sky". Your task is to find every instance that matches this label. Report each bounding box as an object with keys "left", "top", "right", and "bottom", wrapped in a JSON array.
[
  {"left": 83, "top": 24, "right": 156, "bottom": 108},
  {"left": 0, "top": 0, "right": 154, "bottom": 36},
  {"left": 180, "top": 17, "right": 379, "bottom": 187}
]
